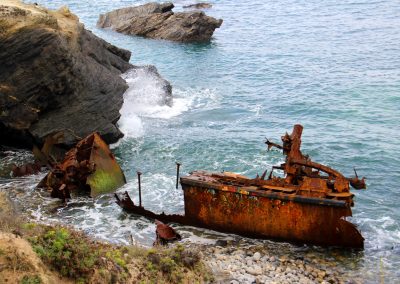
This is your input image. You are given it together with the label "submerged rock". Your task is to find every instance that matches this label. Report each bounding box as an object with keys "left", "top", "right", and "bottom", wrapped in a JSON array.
[
  {"left": 97, "top": 2, "right": 222, "bottom": 43},
  {"left": 183, "top": 3, "right": 213, "bottom": 9},
  {"left": 0, "top": 0, "right": 132, "bottom": 148}
]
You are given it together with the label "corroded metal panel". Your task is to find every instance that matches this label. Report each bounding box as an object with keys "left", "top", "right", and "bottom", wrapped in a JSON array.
[
  {"left": 38, "top": 132, "right": 126, "bottom": 199},
  {"left": 86, "top": 133, "right": 126, "bottom": 197},
  {"left": 182, "top": 182, "right": 364, "bottom": 248}
]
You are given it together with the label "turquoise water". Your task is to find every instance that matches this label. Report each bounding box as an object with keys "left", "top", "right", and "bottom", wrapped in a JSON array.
[{"left": 3, "top": 0, "right": 400, "bottom": 281}]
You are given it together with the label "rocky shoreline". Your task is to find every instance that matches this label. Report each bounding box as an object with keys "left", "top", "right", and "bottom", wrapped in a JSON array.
[{"left": 187, "top": 241, "right": 364, "bottom": 284}]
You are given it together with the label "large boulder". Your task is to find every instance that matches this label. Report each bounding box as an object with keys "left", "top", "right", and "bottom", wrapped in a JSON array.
[
  {"left": 97, "top": 2, "right": 222, "bottom": 43},
  {"left": 0, "top": 0, "right": 132, "bottom": 148}
]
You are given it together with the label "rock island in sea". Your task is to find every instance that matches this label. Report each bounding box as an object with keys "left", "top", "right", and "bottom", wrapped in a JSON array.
[{"left": 97, "top": 2, "right": 223, "bottom": 43}]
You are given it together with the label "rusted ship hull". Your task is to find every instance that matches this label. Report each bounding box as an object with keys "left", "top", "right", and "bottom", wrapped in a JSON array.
[
  {"left": 116, "top": 124, "right": 366, "bottom": 248},
  {"left": 181, "top": 176, "right": 364, "bottom": 248}
]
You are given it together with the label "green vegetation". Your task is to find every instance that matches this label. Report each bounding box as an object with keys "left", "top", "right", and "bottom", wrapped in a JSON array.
[
  {"left": 22, "top": 224, "right": 129, "bottom": 283},
  {"left": 20, "top": 275, "right": 42, "bottom": 284},
  {"left": 144, "top": 244, "right": 213, "bottom": 283},
  {"left": 16, "top": 222, "right": 211, "bottom": 283},
  {"left": 0, "top": 191, "right": 212, "bottom": 283}
]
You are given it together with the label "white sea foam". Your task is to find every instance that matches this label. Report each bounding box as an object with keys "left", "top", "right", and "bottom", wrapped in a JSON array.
[
  {"left": 118, "top": 68, "right": 221, "bottom": 139},
  {"left": 118, "top": 68, "right": 191, "bottom": 138}
]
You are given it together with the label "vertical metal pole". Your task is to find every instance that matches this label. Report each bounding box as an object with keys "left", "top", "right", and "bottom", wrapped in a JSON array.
[
  {"left": 137, "top": 171, "right": 142, "bottom": 207},
  {"left": 176, "top": 162, "right": 181, "bottom": 189}
]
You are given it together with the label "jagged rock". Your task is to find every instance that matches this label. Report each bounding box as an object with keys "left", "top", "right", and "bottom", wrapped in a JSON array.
[
  {"left": 183, "top": 3, "right": 213, "bottom": 9},
  {"left": 0, "top": 0, "right": 132, "bottom": 148},
  {"left": 97, "top": 2, "right": 222, "bottom": 43}
]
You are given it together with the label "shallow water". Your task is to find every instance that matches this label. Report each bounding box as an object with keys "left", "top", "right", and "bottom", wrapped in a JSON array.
[{"left": 2, "top": 0, "right": 400, "bottom": 282}]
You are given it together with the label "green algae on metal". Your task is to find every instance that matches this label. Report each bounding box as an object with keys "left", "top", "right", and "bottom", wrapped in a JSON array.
[
  {"left": 86, "top": 133, "right": 126, "bottom": 197},
  {"left": 37, "top": 132, "right": 126, "bottom": 200}
]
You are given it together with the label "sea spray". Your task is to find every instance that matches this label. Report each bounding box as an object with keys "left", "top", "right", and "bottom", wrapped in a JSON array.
[{"left": 119, "top": 67, "right": 191, "bottom": 138}]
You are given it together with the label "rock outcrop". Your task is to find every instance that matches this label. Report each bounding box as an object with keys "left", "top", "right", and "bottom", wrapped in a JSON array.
[
  {"left": 97, "top": 2, "right": 222, "bottom": 43},
  {"left": 0, "top": 0, "right": 132, "bottom": 148}
]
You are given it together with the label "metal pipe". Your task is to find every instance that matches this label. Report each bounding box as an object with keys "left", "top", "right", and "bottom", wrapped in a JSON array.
[
  {"left": 137, "top": 171, "right": 142, "bottom": 207},
  {"left": 176, "top": 162, "right": 181, "bottom": 189}
]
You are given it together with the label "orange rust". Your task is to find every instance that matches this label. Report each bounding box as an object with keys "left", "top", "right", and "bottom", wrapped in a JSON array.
[{"left": 181, "top": 180, "right": 364, "bottom": 248}]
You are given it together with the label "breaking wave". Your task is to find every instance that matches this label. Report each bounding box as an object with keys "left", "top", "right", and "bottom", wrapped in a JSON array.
[{"left": 118, "top": 68, "right": 188, "bottom": 138}]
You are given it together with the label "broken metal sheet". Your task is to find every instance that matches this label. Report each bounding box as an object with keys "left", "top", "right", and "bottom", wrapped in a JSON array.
[
  {"left": 115, "top": 191, "right": 187, "bottom": 224},
  {"left": 181, "top": 179, "right": 364, "bottom": 248},
  {"left": 38, "top": 132, "right": 126, "bottom": 200},
  {"left": 86, "top": 133, "right": 126, "bottom": 197},
  {"left": 155, "top": 220, "right": 182, "bottom": 245}
]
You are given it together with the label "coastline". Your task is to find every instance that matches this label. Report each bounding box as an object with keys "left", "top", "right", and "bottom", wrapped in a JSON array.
[{"left": 0, "top": 189, "right": 361, "bottom": 284}]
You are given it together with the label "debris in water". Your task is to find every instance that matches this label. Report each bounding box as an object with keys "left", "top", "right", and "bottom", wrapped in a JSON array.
[
  {"left": 11, "top": 162, "right": 41, "bottom": 177},
  {"left": 38, "top": 132, "right": 126, "bottom": 200},
  {"left": 154, "top": 220, "right": 182, "bottom": 246}
]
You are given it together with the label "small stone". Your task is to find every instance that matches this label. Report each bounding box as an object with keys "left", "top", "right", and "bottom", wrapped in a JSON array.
[
  {"left": 312, "top": 271, "right": 318, "bottom": 278},
  {"left": 234, "top": 249, "right": 244, "bottom": 255},
  {"left": 253, "top": 252, "right": 261, "bottom": 261},
  {"left": 246, "top": 259, "right": 253, "bottom": 266},
  {"left": 246, "top": 265, "right": 263, "bottom": 276},
  {"left": 279, "top": 256, "right": 288, "bottom": 262},
  {"left": 269, "top": 256, "right": 276, "bottom": 262},
  {"left": 318, "top": 271, "right": 327, "bottom": 279}
]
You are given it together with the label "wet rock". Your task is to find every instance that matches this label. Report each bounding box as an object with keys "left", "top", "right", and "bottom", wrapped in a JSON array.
[
  {"left": 183, "top": 3, "right": 213, "bottom": 9},
  {"left": 97, "top": 2, "right": 223, "bottom": 43},
  {"left": 215, "top": 239, "right": 228, "bottom": 247},
  {"left": 0, "top": 1, "right": 132, "bottom": 148}
]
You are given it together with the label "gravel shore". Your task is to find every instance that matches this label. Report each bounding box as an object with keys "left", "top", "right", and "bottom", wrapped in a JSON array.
[{"left": 190, "top": 241, "right": 364, "bottom": 284}]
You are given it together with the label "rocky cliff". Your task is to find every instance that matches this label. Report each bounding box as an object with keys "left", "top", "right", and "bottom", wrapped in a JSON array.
[
  {"left": 97, "top": 2, "right": 222, "bottom": 43},
  {"left": 0, "top": 0, "right": 132, "bottom": 148}
]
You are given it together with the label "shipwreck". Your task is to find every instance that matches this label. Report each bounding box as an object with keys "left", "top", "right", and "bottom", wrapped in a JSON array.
[{"left": 116, "top": 124, "right": 366, "bottom": 248}]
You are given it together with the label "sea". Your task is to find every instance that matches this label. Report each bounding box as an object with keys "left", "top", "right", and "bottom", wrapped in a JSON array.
[{"left": 1, "top": 0, "right": 399, "bottom": 282}]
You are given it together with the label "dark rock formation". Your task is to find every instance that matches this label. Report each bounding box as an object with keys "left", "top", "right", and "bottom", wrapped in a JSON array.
[
  {"left": 97, "top": 2, "right": 222, "bottom": 43},
  {"left": 0, "top": 1, "right": 132, "bottom": 148},
  {"left": 183, "top": 3, "right": 213, "bottom": 9}
]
